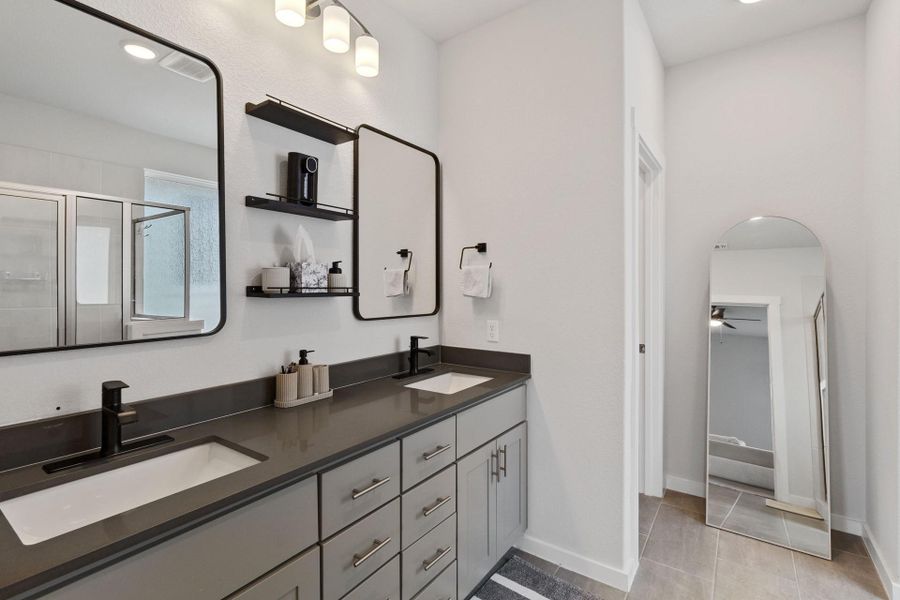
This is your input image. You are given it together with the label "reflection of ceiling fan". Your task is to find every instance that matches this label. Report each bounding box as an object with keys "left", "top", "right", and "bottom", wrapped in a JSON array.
[{"left": 710, "top": 306, "right": 761, "bottom": 330}]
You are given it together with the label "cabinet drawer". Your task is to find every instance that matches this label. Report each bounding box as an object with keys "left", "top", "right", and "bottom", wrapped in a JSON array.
[
  {"left": 42, "top": 477, "right": 319, "bottom": 600},
  {"left": 227, "top": 546, "right": 320, "bottom": 600},
  {"left": 322, "top": 498, "right": 400, "bottom": 600},
  {"left": 402, "top": 418, "right": 456, "bottom": 490},
  {"left": 401, "top": 515, "right": 456, "bottom": 600},
  {"left": 321, "top": 442, "right": 400, "bottom": 538},
  {"left": 456, "top": 386, "right": 526, "bottom": 457},
  {"left": 412, "top": 561, "right": 457, "bottom": 600},
  {"left": 402, "top": 466, "right": 456, "bottom": 549},
  {"left": 344, "top": 554, "right": 400, "bottom": 600}
]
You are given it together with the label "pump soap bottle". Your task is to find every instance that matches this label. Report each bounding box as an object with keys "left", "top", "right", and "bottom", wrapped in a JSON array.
[
  {"left": 297, "top": 349, "right": 315, "bottom": 399},
  {"left": 328, "top": 261, "right": 347, "bottom": 292}
]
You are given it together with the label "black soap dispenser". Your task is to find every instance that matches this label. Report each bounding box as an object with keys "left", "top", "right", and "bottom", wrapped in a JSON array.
[
  {"left": 297, "top": 349, "right": 315, "bottom": 398},
  {"left": 328, "top": 261, "right": 347, "bottom": 291}
]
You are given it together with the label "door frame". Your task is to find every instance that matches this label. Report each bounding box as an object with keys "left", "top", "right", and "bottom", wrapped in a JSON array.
[
  {"left": 707, "top": 295, "right": 786, "bottom": 501},
  {"left": 625, "top": 109, "right": 665, "bottom": 584}
]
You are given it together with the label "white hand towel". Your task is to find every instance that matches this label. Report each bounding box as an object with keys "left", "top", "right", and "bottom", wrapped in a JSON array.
[
  {"left": 383, "top": 268, "right": 408, "bottom": 297},
  {"left": 462, "top": 265, "right": 492, "bottom": 298}
]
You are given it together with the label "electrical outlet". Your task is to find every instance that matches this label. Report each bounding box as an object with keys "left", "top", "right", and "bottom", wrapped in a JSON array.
[{"left": 486, "top": 320, "right": 500, "bottom": 343}]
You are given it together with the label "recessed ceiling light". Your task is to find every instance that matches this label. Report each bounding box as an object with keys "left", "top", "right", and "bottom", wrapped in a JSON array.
[
  {"left": 739, "top": 0, "right": 764, "bottom": 4},
  {"left": 122, "top": 42, "right": 157, "bottom": 61}
]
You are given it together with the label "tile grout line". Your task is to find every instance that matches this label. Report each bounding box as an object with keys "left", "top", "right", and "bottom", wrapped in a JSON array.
[
  {"left": 791, "top": 549, "right": 803, "bottom": 600},
  {"left": 711, "top": 529, "right": 720, "bottom": 599},
  {"left": 719, "top": 491, "right": 741, "bottom": 528}
]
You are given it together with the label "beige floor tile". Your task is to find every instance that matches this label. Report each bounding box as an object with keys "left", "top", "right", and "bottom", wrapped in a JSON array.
[
  {"left": 794, "top": 549, "right": 887, "bottom": 600},
  {"left": 716, "top": 530, "right": 796, "bottom": 581},
  {"left": 642, "top": 504, "right": 719, "bottom": 581},
  {"left": 783, "top": 511, "right": 830, "bottom": 557},
  {"left": 721, "top": 492, "right": 790, "bottom": 547},
  {"left": 714, "top": 558, "right": 800, "bottom": 600},
  {"left": 663, "top": 489, "right": 706, "bottom": 515},
  {"left": 628, "top": 558, "right": 713, "bottom": 600},
  {"left": 640, "top": 494, "right": 662, "bottom": 535},
  {"left": 707, "top": 484, "right": 740, "bottom": 527},
  {"left": 832, "top": 530, "right": 869, "bottom": 557},
  {"left": 556, "top": 567, "right": 626, "bottom": 600}
]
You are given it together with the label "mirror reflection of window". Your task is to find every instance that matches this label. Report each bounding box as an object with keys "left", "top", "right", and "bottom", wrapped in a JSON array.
[{"left": 144, "top": 171, "right": 219, "bottom": 331}]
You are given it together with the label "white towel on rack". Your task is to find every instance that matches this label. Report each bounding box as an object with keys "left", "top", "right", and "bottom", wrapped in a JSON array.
[
  {"left": 383, "top": 268, "right": 408, "bottom": 297},
  {"left": 462, "top": 265, "right": 492, "bottom": 298}
]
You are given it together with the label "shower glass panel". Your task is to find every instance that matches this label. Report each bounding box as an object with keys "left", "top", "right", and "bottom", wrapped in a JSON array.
[
  {"left": 0, "top": 192, "right": 61, "bottom": 352},
  {"left": 131, "top": 205, "right": 188, "bottom": 319},
  {"left": 74, "top": 197, "right": 123, "bottom": 345}
]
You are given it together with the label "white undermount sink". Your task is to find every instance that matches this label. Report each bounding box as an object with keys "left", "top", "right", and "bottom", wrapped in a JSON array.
[
  {"left": 404, "top": 372, "right": 493, "bottom": 395},
  {"left": 0, "top": 441, "right": 261, "bottom": 546}
]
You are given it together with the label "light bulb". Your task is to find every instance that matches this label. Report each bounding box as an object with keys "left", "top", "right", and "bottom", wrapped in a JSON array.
[
  {"left": 323, "top": 5, "right": 351, "bottom": 53},
  {"left": 710, "top": 320, "right": 723, "bottom": 328},
  {"left": 275, "top": 0, "right": 306, "bottom": 28},
  {"left": 355, "top": 35, "right": 379, "bottom": 77}
]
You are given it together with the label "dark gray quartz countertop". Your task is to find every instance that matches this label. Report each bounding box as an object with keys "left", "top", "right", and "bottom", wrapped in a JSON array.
[{"left": 0, "top": 363, "right": 529, "bottom": 599}]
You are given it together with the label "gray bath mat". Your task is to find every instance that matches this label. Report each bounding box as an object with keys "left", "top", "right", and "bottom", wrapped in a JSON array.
[{"left": 472, "top": 556, "right": 603, "bottom": 600}]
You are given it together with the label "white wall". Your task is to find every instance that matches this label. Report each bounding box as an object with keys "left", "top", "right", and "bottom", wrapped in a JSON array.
[
  {"left": 0, "top": 91, "right": 217, "bottom": 199},
  {"left": 0, "top": 0, "right": 440, "bottom": 426},
  {"left": 440, "top": 0, "right": 631, "bottom": 587},
  {"left": 864, "top": 0, "right": 900, "bottom": 591},
  {"left": 709, "top": 334, "right": 772, "bottom": 451},
  {"left": 625, "top": 0, "right": 665, "bottom": 156},
  {"left": 664, "top": 18, "right": 867, "bottom": 522}
]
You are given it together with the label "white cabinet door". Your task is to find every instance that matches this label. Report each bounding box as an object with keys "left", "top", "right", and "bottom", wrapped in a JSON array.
[
  {"left": 496, "top": 423, "right": 527, "bottom": 557},
  {"left": 456, "top": 441, "right": 497, "bottom": 598}
]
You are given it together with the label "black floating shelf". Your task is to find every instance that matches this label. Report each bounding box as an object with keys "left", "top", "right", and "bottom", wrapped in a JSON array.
[
  {"left": 246, "top": 96, "right": 358, "bottom": 145},
  {"left": 247, "top": 286, "right": 358, "bottom": 299},
  {"left": 246, "top": 196, "right": 356, "bottom": 221}
]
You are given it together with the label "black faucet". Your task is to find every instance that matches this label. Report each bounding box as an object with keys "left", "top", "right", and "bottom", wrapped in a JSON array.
[
  {"left": 100, "top": 381, "right": 138, "bottom": 457},
  {"left": 43, "top": 381, "right": 173, "bottom": 474},
  {"left": 395, "top": 336, "right": 434, "bottom": 379}
]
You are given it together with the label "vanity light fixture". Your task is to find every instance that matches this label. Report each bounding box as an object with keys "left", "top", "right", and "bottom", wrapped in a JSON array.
[
  {"left": 355, "top": 35, "right": 380, "bottom": 77},
  {"left": 122, "top": 42, "right": 157, "bottom": 61},
  {"left": 323, "top": 4, "right": 351, "bottom": 53},
  {"left": 275, "top": 0, "right": 307, "bottom": 27},
  {"left": 275, "top": 0, "right": 379, "bottom": 77}
]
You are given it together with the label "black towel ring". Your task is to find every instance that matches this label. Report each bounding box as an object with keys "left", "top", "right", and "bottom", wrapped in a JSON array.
[
  {"left": 459, "top": 242, "right": 491, "bottom": 270},
  {"left": 385, "top": 248, "right": 414, "bottom": 273}
]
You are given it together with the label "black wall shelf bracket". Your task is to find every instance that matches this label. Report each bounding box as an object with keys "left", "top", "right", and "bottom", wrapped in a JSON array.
[
  {"left": 245, "top": 95, "right": 358, "bottom": 145},
  {"left": 459, "top": 242, "right": 490, "bottom": 269}
]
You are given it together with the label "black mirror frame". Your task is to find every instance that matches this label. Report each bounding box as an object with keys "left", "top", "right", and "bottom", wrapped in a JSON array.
[
  {"left": 353, "top": 124, "right": 441, "bottom": 321},
  {"left": 0, "top": 0, "right": 227, "bottom": 358}
]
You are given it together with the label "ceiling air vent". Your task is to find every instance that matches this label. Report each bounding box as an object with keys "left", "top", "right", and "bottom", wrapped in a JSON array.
[{"left": 159, "top": 51, "right": 214, "bottom": 83}]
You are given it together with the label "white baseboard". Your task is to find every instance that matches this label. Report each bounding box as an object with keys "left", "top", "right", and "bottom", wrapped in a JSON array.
[
  {"left": 864, "top": 524, "right": 900, "bottom": 600},
  {"left": 664, "top": 474, "right": 706, "bottom": 497},
  {"left": 517, "top": 534, "right": 633, "bottom": 592},
  {"left": 831, "top": 514, "right": 864, "bottom": 536},
  {"left": 664, "top": 474, "right": 863, "bottom": 535}
]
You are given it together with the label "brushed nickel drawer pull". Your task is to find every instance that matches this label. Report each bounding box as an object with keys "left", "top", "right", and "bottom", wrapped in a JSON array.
[
  {"left": 353, "top": 537, "right": 392, "bottom": 567},
  {"left": 422, "top": 496, "right": 451, "bottom": 517},
  {"left": 423, "top": 444, "right": 452, "bottom": 461},
  {"left": 352, "top": 476, "right": 391, "bottom": 499},
  {"left": 499, "top": 444, "right": 508, "bottom": 477},
  {"left": 423, "top": 546, "right": 452, "bottom": 571}
]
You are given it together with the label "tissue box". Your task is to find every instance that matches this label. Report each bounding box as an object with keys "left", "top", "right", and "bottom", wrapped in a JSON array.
[{"left": 290, "top": 261, "right": 327, "bottom": 293}]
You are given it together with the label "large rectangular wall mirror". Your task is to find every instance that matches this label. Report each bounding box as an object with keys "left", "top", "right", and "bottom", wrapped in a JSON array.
[
  {"left": 0, "top": 0, "right": 225, "bottom": 356},
  {"left": 706, "top": 216, "right": 831, "bottom": 559},
  {"left": 354, "top": 125, "right": 440, "bottom": 320}
]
